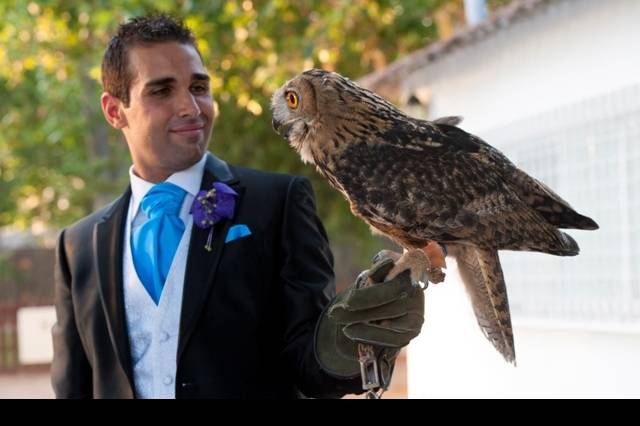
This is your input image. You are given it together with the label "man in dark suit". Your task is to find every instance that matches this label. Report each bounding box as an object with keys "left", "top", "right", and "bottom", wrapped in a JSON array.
[{"left": 51, "top": 15, "right": 425, "bottom": 399}]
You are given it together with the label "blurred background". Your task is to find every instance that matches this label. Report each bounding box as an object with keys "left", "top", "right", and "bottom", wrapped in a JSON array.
[{"left": 1, "top": 0, "right": 639, "bottom": 398}]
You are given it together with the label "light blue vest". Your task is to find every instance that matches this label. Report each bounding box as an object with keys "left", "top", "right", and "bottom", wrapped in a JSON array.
[{"left": 123, "top": 212, "right": 192, "bottom": 398}]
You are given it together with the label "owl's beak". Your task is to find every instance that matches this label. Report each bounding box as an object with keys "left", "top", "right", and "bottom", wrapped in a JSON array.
[
  {"left": 271, "top": 118, "right": 282, "bottom": 133},
  {"left": 272, "top": 118, "right": 292, "bottom": 139}
]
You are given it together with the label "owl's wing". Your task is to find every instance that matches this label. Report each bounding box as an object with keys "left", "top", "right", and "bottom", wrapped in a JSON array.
[
  {"left": 341, "top": 121, "right": 486, "bottom": 239},
  {"left": 345, "top": 121, "right": 580, "bottom": 253},
  {"left": 408, "top": 121, "right": 598, "bottom": 231},
  {"left": 504, "top": 168, "right": 598, "bottom": 230},
  {"left": 449, "top": 244, "right": 515, "bottom": 364}
]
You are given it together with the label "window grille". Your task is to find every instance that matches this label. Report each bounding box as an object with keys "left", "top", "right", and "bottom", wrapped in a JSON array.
[{"left": 480, "top": 84, "right": 640, "bottom": 324}]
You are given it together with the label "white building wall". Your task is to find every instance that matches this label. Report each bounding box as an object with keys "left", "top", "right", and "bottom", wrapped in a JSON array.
[
  {"left": 405, "top": 0, "right": 640, "bottom": 134},
  {"left": 403, "top": 0, "right": 640, "bottom": 398},
  {"left": 408, "top": 264, "right": 640, "bottom": 398}
]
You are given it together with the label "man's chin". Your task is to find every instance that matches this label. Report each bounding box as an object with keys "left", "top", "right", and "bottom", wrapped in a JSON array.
[
  {"left": 180, "top": 140, "right": 209, "bottom": 161},
  {"left": 171, "top": 128, "right": 212, "bottom": 146},
  {"left": 171, "top": 131, "right": 203, "bottom": 144}
]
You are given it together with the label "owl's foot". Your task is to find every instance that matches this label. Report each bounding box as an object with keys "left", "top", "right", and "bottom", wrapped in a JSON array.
[
  {"left": 372, "top": 246, "right": 446, "bottom": 285},
  {"left": 384, "top": 249, "right": 443, "bottom": 286},
  {"left": 427, "top": 268, "right": 446, "bottom": 284}
]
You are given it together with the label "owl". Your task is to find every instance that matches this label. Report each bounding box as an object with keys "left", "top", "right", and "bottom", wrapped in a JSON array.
[{"left": 270, "top": 69, "right": 598, "bottom": 364}]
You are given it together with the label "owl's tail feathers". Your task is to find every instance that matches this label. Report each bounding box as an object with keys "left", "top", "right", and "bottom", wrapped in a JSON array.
[
  {"left": 449, "top": 244, "right": 516, "bottom": 365},
  {"left": 548, "top": 230, "right": 580, "bottom": 256}
]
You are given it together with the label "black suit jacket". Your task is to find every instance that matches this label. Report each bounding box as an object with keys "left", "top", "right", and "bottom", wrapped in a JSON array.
[{"left": 51, "top": 153, "right": 361, "bottom": 398}]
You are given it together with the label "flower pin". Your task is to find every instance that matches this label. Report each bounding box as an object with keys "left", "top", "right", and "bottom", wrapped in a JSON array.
[{"left": 190, "top": 182, "right": 238, "bottom": 251}]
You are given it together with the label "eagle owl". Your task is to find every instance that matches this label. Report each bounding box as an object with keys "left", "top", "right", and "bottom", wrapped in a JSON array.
[{"left": 270, "top": 69, "right": 598, "bottom": 364}]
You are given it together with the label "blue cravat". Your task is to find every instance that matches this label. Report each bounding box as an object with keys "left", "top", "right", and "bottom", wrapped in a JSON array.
[{"left": 131, "top": 182, "right": 186, "bottom": 305}]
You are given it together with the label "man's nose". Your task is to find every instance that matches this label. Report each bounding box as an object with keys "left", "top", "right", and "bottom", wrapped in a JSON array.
[{"left": 177, "top": 91, "right": 201, "bottom": 117}]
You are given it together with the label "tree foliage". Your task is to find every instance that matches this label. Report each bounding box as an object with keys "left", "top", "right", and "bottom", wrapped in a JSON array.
[{"left": 1, "top": 0, "right": 453, "bottom": 262}]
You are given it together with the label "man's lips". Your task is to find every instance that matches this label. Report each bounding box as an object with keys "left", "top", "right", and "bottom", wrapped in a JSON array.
[
  {"left": 170, "top": 125, "right": 205, "bottom": 133},
  {"left": 170, "top": 124, "right": 205, "bottom": 139}
]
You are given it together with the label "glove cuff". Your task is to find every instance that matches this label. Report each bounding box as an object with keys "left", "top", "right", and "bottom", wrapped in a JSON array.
[{"left": 314, "top": 298, "right": 361, "bottom": 379}]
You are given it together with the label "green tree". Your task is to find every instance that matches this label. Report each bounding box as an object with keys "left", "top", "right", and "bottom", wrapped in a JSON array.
[{"left": 1, "top": 0, "right": 453, "bottom": 271}]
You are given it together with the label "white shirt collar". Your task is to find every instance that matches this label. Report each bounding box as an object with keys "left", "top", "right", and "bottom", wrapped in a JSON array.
[{"left": 128, "top": 154, "right": 208, "bottom": 219}]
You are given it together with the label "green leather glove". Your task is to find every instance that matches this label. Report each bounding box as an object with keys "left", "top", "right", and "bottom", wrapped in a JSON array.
[{"left": 314, "top": 254, "right": 425, "bottom": 378}]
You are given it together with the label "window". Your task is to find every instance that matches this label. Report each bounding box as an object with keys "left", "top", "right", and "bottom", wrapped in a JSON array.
[{"left": 481, "top": 84, "right": 640, "bottom": 325}]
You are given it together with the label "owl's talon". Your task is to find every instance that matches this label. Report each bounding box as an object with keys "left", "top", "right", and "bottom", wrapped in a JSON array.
[
  {"left": 372, "top": 249, "right": 402, "bottom": 265},
  {"left": 428, "top": 268, "right": 446, "bottom": 284}
]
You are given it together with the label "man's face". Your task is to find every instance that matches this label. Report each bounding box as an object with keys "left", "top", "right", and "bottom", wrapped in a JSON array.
[{"left": 113, "top": 42, "right": 214, "bottom": 181}]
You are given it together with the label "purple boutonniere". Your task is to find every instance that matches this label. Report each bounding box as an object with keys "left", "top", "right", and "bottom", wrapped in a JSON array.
[{"left": 190, "top": 182, "right": 238, "bottom": 251}]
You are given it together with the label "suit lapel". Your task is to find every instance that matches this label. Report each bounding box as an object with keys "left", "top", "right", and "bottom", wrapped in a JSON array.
[
  {"left": 94, "top": 187, "right": 135, "bottom": 390},
  {"left": 178, "top": 153, "right": 245, "bottom": 360}
]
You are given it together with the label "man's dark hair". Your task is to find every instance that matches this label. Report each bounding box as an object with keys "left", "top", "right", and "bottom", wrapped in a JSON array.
[{"left": 101, "top": 14, "right": 199, "bottom": 106}]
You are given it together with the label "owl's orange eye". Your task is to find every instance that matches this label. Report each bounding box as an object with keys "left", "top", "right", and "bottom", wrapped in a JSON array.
[{"left": 285, "top": 91, "right": 299, "bottom": 109}]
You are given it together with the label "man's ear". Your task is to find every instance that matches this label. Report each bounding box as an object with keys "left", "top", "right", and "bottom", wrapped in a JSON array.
[{"left": 101, "top": 92, "right": 128, "bottom": 129}]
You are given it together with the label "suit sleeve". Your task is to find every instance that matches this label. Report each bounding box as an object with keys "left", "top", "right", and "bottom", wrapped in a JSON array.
[
  {"left": 279, "top": 177, "right": 362, "bottom": 398},
  {"left": 51, "top": 229, "right": 93, "bottom": 398}
]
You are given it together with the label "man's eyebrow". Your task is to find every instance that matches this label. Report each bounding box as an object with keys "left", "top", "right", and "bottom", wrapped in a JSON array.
[
  {"left": 143, "top": 74, "right": 209, "bottom": 89},
  {"left": 193, "top": 73, "right": 210, "bottom": 82},
  {"left": 144, "top": 77, "right": 176, "bottom": 88}
]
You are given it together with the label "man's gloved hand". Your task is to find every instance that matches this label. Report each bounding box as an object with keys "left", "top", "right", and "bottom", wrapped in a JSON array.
[{"left": 314, "top": 254, "right": 425, "bottom": 378}]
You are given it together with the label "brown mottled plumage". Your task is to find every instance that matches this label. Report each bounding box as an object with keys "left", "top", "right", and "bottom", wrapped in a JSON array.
[{"left": 270, "top": 69, "right": 598, "bottom": 364}]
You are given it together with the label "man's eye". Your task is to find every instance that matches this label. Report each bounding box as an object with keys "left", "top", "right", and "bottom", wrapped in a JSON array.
[
  {"left": 152, "top": 87, "right": 171, "bottom": 96},
  {"left": 192, "top": 85, "right": 209, "bottom": 94}
]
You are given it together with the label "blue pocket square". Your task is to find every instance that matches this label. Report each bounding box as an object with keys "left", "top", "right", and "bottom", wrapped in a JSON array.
[{"left": 225, "top": 224, "right": 252, "bottom": 243}]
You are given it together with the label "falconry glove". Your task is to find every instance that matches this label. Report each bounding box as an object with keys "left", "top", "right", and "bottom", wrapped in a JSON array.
[{"left": 314, "top": 253, "right": 425, "bottom": 381}]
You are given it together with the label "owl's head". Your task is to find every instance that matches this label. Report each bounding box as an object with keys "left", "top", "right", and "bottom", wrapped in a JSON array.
[
  {"left": 270, "top": 69, "right": 353, "bottom": 164},
  {"left": 271, "top": 69, "right": 402, "bottom": 165}
]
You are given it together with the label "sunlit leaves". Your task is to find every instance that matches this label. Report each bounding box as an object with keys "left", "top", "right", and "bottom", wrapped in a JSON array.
[{"left": 1, "top": 0, "right": 452, "bottom": 253}]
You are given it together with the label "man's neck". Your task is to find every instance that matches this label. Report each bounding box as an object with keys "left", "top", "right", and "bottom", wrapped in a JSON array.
[{"left": 131, "top": 166, "right": 172, "bottom": 183}]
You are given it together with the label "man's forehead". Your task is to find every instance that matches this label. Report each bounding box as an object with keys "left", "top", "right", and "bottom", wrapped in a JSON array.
[{"left": 127, "top": 42, "right": 207, "bottom": 82}]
